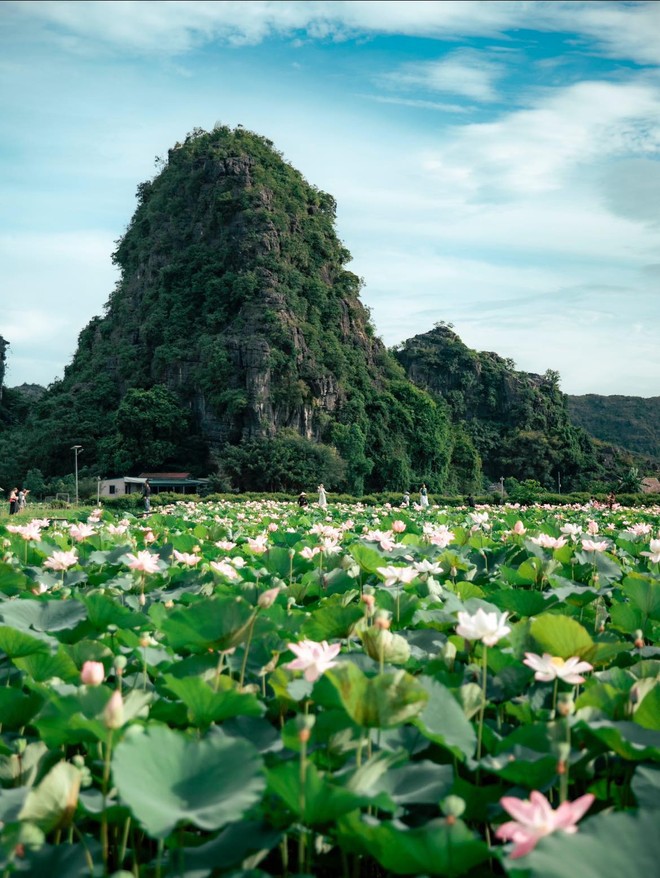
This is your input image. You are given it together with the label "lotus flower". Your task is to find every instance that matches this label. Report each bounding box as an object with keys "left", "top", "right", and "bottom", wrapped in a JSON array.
[
  {"left": 641, "top": 538, "right": 660, "bottom": 563},
  {"left": 125, "top": 550, "right": 161, "bottom": 573},
  {"left": 496, "top": 790, "right": 594, "bottom": 858},
  {"left": 69, "top": 523, "right": 96, "bottom": 542},
  {"left": 523, "top": 652, "right": 593, "bottom": 684},
  {"left": 376, "top": 565, "right": 418, "bottom": 587},
  {"left": 285, "top": 639, "right": 341, "bottom": 682},
  {"left": 43, "top": 549, "right": 79, "bottom": 571},
  {"left": 581, "top": 539, "right": 610, "bottom": 553},
  {"left": 456, "top": 608, "right": 510, "bottom": 646},
  {"left": 172, "top": 550, "right": 201, "bottom": 566}
]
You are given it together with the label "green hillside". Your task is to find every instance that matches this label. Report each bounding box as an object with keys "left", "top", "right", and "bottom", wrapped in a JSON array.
[{"left": 567, "top": 394, "right": 660, "bottom": 462}]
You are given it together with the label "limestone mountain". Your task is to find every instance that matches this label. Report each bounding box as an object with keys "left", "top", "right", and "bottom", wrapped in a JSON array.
[
  {"left": 567, "top": 394, "right": 660, "bottom": 463},
  {"left": 8, "top": 126, "right": 473, "bottom": 494},
  {"left": 393, "top": 323, "right": 613, "bottom": 491}
]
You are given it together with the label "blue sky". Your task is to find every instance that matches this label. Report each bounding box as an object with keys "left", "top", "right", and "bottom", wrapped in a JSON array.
[{"left": 1, "top": 0, "right": 659, "bottom": 396}]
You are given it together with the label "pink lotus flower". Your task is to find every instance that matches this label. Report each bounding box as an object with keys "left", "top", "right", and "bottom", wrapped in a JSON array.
[
  {"left": 43, "top": 549, "right": 79, "bottom": 571},
  {"left": 124, "top": 551, "right": 161, "bottom": 573},
  {"left": 299, "top": 546, "right": 320, "bottom": 560},
  {"left": 364, "top": 529, "right": 396, "bottom": 551},
  {"left": 496, "top": 790, "right": 594, "bottom": 858},
  {"left": 423, "top": 524, "right": 455, "bottom": 548},
  {"left": 285, "top": 639, "right": 341, "bottom": 682},
  {"left": 172, "top": 550, "right": 201, "bottom": 566},
  {"left": 523, "top": 652, "right": 593, "bottom": 684},
  {"left": 247, "top": 535, "right": 268, "bottom": 554},
  {"left": 512, "top": 521, "right": 526, "bottom": 535},
  {"left": 581, "top": 539, "right": 610, "bottom": 553},
  {"left": 69, "top": 523, "right": 96, "bottom": 542},
  {"left": 530, "top": 534, "right": 567, "bottom": 549},
  {"left": 391, "top": 520, "right": 406, "bottom": 533},
  {"left": 106, "top": 523, "right": 128, "bottom": 535},
  {"left": 80, "top": 660, "right": 105, "bottom": 686},
  {"left": 587, "top": 520, "right": 599, "bottom": 535},
  {"left": 456, "top": 608, "right": 510, "bottom": 646},
  {"left": 214, "top": 540, "right": 236, "bottom": 550},
  {"left": 210, "top": 560, "right": 240, "bottom": 580},
  {"left": 9, "top": 523, "right": 43, "bottom": 541}
]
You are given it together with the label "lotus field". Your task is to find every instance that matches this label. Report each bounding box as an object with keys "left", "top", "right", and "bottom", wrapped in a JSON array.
[{"left": 1, "top": 497, "right": 659, "bottom": 878}]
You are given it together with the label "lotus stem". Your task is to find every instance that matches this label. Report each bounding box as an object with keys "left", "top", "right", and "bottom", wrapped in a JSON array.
[{"left": 476, "top": 644, "right": 488, "bottom": 765}]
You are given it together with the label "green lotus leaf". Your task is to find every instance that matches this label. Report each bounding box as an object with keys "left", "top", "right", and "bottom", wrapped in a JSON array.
[
  {"left": 0, "top": 626, "right": 54, "bottom": 658},
  {"left": 337, "top": 811, "right": 490, "bottom": 877},
  {"left": 157, "top": 596, "right": 255, "bottom": 653},
  {"left": 300, "top": 597, "right": 364, "bottom": 640},
  {"left": 112, "top": 725, "right": 265, "bottom": 838},
  {"left": 162, "top": 673, "right": 264, "bottom": 727},
  {"left": 18, "top": 761, "right": 81, "bottom": 833},
  {"left": 0, "top": 599, "right": 87, "bottom": 633},
  {"left": 413, "top": 676, "right": 477, "bottom": 760},
  {"left": 530, "top": 614, "right": 594, "bottom": 660},
  {"left": 349, "top": 542, "right": 387, "bottom": 573},
  {"left": 266, "top": 760, "right": 368, "bottom": 825},
  {"left": 327, "top": 662, "right": 428, "bottom": 729},
  {"left": 0, "top": 688, "right": 44, "bottom": 731},
  {"left": 14, "top": 646, "right": 80, "bottom": 683},
  {"left": 519, "top": 808, "right": 660, "bottom": 877},
  {"left": 361, "top": 627, "right": 411, "bottom": 665}
]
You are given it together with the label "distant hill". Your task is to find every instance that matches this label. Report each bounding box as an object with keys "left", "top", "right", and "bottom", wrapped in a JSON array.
[
  {"left": 393, "top": 324, "right": 609, "bottom": 491},
  {"left": 567, "top": 395, "right": 660, "bottom": 462}
]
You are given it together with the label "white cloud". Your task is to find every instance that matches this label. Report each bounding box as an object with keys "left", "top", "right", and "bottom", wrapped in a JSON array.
[
  {"left": 379, "top": 49, "right": 508, "bottom": 102},
  {"left": 6, "top": 0, "right": 660, "bottom": 65},
  {"left": 421, "top": 79, "right": 660, "bottom": 200}
]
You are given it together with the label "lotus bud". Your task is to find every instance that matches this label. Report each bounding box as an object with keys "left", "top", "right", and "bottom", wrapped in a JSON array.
[
  {"left": 114, "top": 655, "right": 127, "bottom": 676},
  {"left": 557, "top": 694, "right": 575, "bottom": 717},
  {"left": 296, "top": 713, "right": 316, "bottom": 743},
  {"left": 439, "top": 640, "right": 457, "bottom": 670},
  {"left": 80, "top": 660, "right": 105, "bottom": 686},
  {"left": 258, "top": 586, "right": 280, "bottom": 609},
  {"left": 361, "top": 593, "right": 375, "bottom": 614},
  {"left": 103, "top": 690, "right": 124, "bottom": 730},
  {"left": 441, "top": 795, "right": 466, "bottom": 820},
  {"left": 634, "top": 629, "right": 645, "bottom": 649},
  {"left": 373, "top": 609, "right": 391, "bottom": 630}
]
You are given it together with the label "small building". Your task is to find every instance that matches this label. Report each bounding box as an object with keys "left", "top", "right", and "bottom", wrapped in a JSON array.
[{"left": 100, "top": 472, "right": 209, "bottom": 497}]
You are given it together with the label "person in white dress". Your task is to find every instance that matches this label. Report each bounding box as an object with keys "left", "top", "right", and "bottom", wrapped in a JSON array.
[
  {"left": 318, "top": 484, "right": 327, "bottom": 509},
  {"left": 419, "top": 484, "right": 429, "bottom": 508}
]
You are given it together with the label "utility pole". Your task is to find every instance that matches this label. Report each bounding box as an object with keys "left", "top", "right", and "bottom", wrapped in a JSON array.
[{"left": 557, "top": 471, "right": 562, "bottom": 494}]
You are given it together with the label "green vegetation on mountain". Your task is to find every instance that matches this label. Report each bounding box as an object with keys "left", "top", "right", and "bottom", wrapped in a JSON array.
[
  {"left": 0, "top": 127, "right": 475, "bottom": 494},
  {"left": 0, "top": 128, "right": 646, "bottom": 496},
  {"left": 393, "top": 323, "right": 629, "bottom": 492},
  {"left": 567, "top": 394, "right": 660, "bottom": 462}
]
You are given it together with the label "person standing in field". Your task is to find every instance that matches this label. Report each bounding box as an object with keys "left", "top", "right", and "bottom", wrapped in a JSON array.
[
  {"left": 8, "top": 488, "right": 18, "bottom": 515},
  {"left": 142, "top": 478, "right": 151, "bottom": 513},
  {"left": 318, "top": 484, "right": 327, "bottom": 510},
  {"left": 17, "top": 488, "right": 28, "bottom": 512},
  {"left": 419, "top": 484, "right": 429, "bottom": 508}
]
